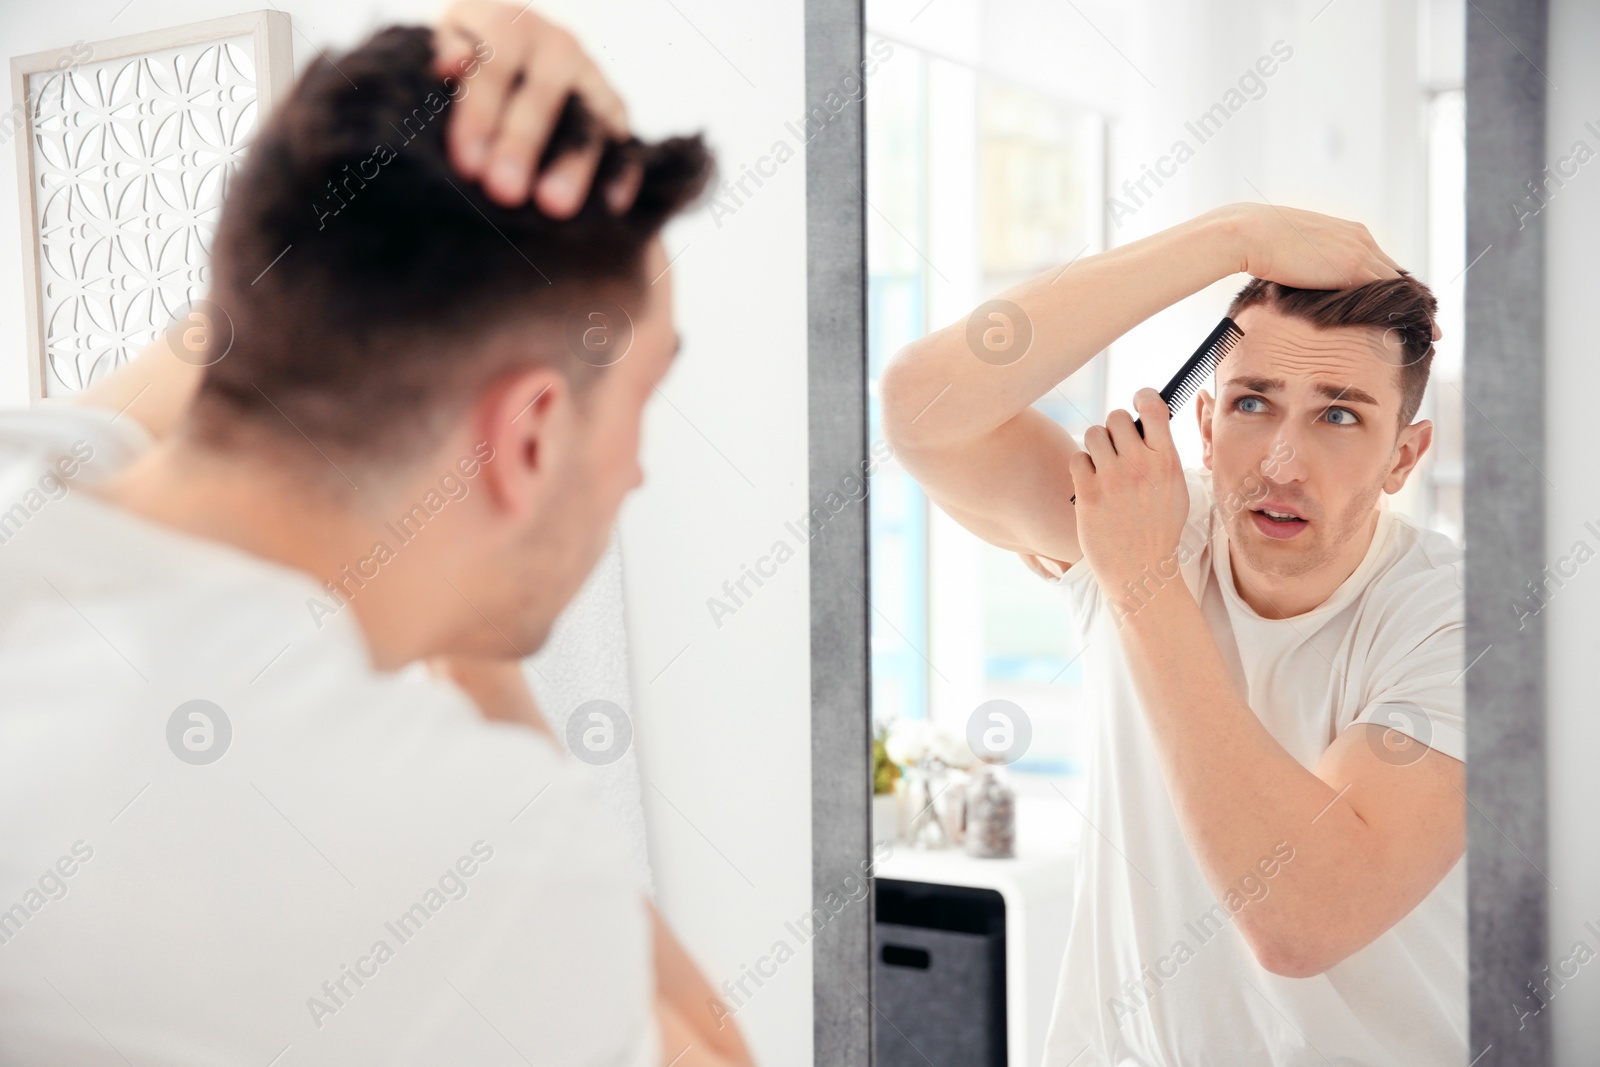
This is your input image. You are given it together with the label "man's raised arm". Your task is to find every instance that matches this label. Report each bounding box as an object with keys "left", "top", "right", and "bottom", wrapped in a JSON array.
[{"left": 878, "top": 207, "right": 1248, "bottom": 569}]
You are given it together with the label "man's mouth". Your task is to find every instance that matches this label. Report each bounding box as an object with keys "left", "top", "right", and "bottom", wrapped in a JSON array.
[{"left": 1249, "top": 503, "right": 1309, "bottom": 540}]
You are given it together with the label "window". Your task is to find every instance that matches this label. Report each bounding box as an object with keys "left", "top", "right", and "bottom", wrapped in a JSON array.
[{"left": 866, "top": 38, "right": 1107, "bottom": 781}]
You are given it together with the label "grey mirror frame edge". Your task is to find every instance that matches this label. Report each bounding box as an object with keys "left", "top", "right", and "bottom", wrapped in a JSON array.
[
  {"left": 806, "top": 0, "right": 872, "bottom": 1063},
  {"left": 1467, "top": 1, "right": 1549, "bottom": 1064},
  {"left": 807, "top": 0, "right": 1553, "bottom": 1061}
]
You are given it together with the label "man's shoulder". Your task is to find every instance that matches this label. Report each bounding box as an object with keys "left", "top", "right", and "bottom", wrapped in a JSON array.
[
  {"left": 244, "top": 672, "right": 651, "bottom": 946},
  {"left": 264, "top": 663, "right": 584, "bottom": 803},
  {"left": 0, "top": 402, "right": 151, "bottom": 482},
  {"left": 1370, "top": 514, "right": 1464, "bottom": 608},
  {"left": 1348, "top": 514, "right": 1465, "bottom": 653}
]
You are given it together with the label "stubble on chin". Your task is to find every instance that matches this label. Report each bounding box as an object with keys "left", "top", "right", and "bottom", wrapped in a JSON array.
[{"left": 1224, "top": 476, "right": 1384, "bottom": 581}]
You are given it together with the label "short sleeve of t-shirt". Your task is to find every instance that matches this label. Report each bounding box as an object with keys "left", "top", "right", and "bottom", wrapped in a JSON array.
[
  {"left": 1050, "top": 467, "right": 1219, "bottom": 636},
  {"left": 1347, "top": 563, "right": 1467, "bottom": 764}
]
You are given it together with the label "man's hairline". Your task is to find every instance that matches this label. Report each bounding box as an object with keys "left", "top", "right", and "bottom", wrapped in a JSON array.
[{"left": 1216, "top": 306, "right": 1430, "bottom": 431}]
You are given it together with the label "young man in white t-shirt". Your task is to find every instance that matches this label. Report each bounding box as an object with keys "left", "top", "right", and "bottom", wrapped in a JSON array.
[
  {"left": 881, "top": 205, "right": 1464, "bottom": 1065},
  {"left": 0, "top": 4, "right": 752, "bottom": 1066}
]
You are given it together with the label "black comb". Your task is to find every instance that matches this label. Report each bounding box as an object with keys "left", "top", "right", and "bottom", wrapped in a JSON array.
[
  {"left": 1069, "top": 316, "right": 1243, "bottom": 504},
  {"left": 1133, "top": 315, "right": 1244, "bottom": 437}
]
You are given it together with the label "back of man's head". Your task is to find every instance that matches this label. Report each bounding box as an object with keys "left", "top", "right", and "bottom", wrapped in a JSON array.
[
  {"left": 1226, "top": 271, "right": 1439, "bottom": 427},
  {"left": 190, "top": 25, "right": 711, "bottom": 471}
]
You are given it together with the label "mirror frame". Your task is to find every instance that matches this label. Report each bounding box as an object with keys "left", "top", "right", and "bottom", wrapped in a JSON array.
[
  {"left": 808, "top": 1, "right": 1552, "bottom": 1063},
  {"left": 805, "top": 0, "right": 873, "bottom": 1063},
  {"left": 1466, "top": 0, "right": 1550, "bottom": 1064}
]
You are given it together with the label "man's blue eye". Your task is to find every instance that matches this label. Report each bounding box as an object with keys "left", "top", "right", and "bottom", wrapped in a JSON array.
[
  {"left": 1236, "top": 396, "right": 1266, "bottom": 413},
  {"left": 1325, "top": 407, "right": 1360, "bottom": 426}
]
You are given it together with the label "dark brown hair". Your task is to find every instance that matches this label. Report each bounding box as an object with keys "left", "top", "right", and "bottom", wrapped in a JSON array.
[
  {"left": 190, "top": 25, "right": 712, "bottom": 465},
  {"left": 1225, "top": 272, "right": 1439, "bottom": 427}
]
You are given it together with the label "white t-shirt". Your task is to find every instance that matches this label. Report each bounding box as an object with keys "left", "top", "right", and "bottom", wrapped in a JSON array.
[
  {"left": 0, "top": 406, "right": 657, "bottom": 1067},
  {"left": 1041, "top": 468, "right": 1466, "bottom": 1067}
]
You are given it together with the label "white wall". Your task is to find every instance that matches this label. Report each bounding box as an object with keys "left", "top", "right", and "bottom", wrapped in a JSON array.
[
  {"left": 1091, "top": 0, "right": 1432, "bottom": 464},
  {"left": 1545, "top": 0, "right": 1600, "bottom": 1060},
  {"left": 0, "top": 1, "right": 815, "bottom": 1063}
]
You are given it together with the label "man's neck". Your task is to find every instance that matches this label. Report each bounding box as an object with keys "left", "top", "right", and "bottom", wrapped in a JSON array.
[
  {"left": 1227, "top": 508, "right": 1381, "bottom": 620},
  {"left": 94, "top": 439, "right": 456, "bottom": 670}
]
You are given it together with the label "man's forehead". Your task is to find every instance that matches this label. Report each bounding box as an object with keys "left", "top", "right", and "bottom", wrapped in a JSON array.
[{"left": 1220, "top": 307, "right": 1401, "bottom": 399}]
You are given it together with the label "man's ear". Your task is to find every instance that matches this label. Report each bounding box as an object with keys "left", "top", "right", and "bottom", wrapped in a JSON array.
[
  {"left": 1196, "top": 389, "right": 1215, "bottom": 470},
  {"left": 475, "top": 365, "right": 574, "bottom": 519},
  {"left": 1384, "top": 419, "right": 1434, "bottom": 495}
]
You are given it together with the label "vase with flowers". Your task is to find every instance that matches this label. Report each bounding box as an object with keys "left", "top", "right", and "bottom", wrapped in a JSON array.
[{"left": 885, "top": 718, "right": 976, "bottom": 849}]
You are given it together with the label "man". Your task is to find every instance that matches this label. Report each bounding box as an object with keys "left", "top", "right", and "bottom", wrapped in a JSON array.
[
  {"left": 881, "top": 204, "right": 1464, "bottom": 1065},
  {"left": 0, "top": 4, "right": 752, "bottom": 1065}
]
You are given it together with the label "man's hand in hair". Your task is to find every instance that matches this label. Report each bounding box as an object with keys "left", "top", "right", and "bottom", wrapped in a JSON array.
[
  {"left": 1216, "top": 204, "right": 1443, "bottom": 341},
  {"left": 433, "top": 0, "right": 641, "bottom": 214},
  {"left": 1217, "top": 202, "right": 1406, "bottom": 290}
]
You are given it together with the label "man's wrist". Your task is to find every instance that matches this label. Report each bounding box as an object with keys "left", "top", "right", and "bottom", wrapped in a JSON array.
[
  {"left": 1099, "top": 557, "right": 1194, "bottom": 628},
  {"left": 1194, "top": 204, "right": 1251, "bottom": 280}
]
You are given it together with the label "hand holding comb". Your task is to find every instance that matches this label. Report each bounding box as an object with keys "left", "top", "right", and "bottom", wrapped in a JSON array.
[{"left": 1069, "top": 316, "right": 1244, "bottom": 505}]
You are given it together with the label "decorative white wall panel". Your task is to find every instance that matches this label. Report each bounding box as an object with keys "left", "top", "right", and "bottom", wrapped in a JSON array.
[{"left": 10, "top": 12, "right": 291, "bottom": 400}]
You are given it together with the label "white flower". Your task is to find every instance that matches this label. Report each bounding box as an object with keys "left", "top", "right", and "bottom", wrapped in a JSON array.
[
  {"left": 885, "top": 718, "right": 930, "bottom": 766},
  {"left": 930, "top": 724, "right": 975, "bottom": 769}
]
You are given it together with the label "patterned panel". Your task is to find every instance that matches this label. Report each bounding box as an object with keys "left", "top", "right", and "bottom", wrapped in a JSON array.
[{"left": 25, "top": 35, "right": 260, "bottom": 396}]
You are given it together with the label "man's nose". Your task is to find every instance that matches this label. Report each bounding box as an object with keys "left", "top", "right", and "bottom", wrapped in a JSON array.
[{"left": 1261, "top": 434, "right": 1306, "bottom": 483}]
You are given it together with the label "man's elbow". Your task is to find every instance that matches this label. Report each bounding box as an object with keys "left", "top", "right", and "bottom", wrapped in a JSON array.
[
  {"left": 1244, "top": 930, "right": 1350, "bottom": 980},
  {"left": 879, "top": 343, "right": 940, "bottom": 452}
]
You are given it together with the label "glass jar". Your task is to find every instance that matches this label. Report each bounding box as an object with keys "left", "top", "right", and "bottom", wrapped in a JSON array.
[
  {"left": 964, "top": 757, "right": 1016, "bottom": 858},
  {"left": 898, "top": 762, "right": 949, "bottom": 849},
  {"left": 933, "top": 766, "right": 969, "bottom": 846}
]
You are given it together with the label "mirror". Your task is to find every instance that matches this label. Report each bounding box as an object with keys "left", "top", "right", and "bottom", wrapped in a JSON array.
[{"left": 859, "top": 2, "right": 1473, "bottom": 1063}]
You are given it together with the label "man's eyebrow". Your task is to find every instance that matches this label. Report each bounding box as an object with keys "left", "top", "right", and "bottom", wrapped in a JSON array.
[
  {"left": 1315, "top": 382, "right": 1379, "bottom": 406},
  {"left": 1221, "top": 376, "right": 1380, "bottom": 407},
  {"left": 1222, "top": 375, "right": 1285, "bottom": 394}
]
